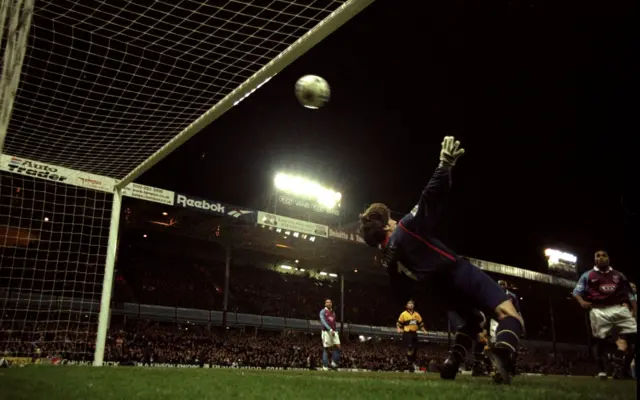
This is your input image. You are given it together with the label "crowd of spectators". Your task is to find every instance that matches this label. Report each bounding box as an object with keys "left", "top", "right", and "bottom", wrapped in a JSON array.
[
  {"left": 1, "top": 317, "right": 96, "bottom": 361},
  {"left": 102, "top": 320, "right": 597, "bottom": 376},
  {"left": 2, "top": 316, "right": 597, "bottom": 376}
]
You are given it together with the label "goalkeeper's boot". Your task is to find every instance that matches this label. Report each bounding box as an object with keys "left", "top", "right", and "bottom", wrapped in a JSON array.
[
  {"left": 483, "top": 346, "right": 515, "bottom": 385},
  {"left": 440, "top": 351, "right": 463, "bottom": 380}
]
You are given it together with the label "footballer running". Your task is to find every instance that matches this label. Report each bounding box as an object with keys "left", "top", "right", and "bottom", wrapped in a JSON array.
[{"left": 360, "top": 136, "right": 525, "bottom": 384}]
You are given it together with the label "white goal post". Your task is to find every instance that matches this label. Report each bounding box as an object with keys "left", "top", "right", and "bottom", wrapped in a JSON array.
[{"left": 0, "top": 0, "right": 376, "bottom": 366}]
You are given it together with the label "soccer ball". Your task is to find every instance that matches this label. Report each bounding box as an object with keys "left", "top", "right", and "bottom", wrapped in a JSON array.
[{"left": 295, "top": 75, "right": 330, "bottom": 109}]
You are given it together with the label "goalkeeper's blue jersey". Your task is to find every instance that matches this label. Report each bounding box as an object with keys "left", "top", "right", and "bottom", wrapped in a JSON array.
[{"left": 382, "top": 166, "right": 460, "bottom": 283}]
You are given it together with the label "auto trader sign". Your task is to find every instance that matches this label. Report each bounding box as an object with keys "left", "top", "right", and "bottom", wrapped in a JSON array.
[
  {"left": 0, "top": 154, "right": 116, "bottom": 192},
  {"left": 4, "top": 156, "right": 70, "bottom": 182}
]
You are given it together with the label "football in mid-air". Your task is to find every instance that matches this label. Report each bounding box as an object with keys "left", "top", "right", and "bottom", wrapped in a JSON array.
[{"left": 295, "top": 75, "right": 330, "bottom": 109}]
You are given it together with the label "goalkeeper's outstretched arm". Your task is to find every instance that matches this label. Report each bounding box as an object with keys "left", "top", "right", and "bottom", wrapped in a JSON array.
[{"left": 406, "top": 137, "right": 465, "bottom": 233}]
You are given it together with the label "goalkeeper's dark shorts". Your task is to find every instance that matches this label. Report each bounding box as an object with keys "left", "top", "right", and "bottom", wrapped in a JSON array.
[{"left": 437, "top": 259, "right": 510, "bottom": 330}]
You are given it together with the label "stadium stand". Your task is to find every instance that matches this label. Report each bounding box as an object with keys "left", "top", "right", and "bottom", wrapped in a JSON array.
[{"left": 0, "top": 190, "right": 604, "bottom": 375}]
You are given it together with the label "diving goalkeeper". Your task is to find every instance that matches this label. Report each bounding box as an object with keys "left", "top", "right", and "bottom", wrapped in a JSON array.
[{"left": 359, "top": 136, "right": 524, "bottom": 384}]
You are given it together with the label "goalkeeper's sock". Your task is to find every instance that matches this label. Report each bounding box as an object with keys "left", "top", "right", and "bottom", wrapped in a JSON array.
[
  {"left": 322, "top": 349, "right": 329, "bottom": 367},
  {"left": 494, "top": 316, "right": 522, "bottom": 353}
]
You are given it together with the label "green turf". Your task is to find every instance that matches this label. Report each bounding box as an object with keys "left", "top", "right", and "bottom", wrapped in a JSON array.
[{"left": 0, "top": 366, "right": 636, "bottom": 400}]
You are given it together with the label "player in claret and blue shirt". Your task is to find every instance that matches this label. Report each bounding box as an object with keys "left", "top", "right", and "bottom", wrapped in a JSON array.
[
  {"left": 573, "top": 250, "right": 637, "bottom": 379},
  {"left": 319, "top": 299, "right": 341, "bottom": 371},
  {"left": 359, "top": 136, "right": 525, "bottom": 384}
]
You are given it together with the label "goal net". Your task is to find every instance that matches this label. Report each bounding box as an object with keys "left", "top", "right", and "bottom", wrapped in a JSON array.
[
  {"left": 0, "top": 0, "right": 375, "bottom": 365},
  {"left": 2, "top": 0, "right": 373, "bottom": 181},
  {"left": 0, "top": 167, "right": 112, "bottom": 362}
]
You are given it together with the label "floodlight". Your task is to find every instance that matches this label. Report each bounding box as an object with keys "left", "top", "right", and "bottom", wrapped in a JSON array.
[
  {"left": 280, "top": 265, "right": 293, "bottom": 270},
  {"left": 329, "top": 273, "right": 338, "bottom": 277},
  {"left": 544, "top": 248, "right": 577, "bottom": 264},
  {"left": 274, "top": 172, "right": 341, "bottom": 208}
]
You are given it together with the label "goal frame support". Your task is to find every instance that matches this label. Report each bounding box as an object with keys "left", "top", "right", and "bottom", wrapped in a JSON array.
[
  {"left": 0, "top": 0, "right": 35, "bottom": 154},
  {"left": 115, "top": 0, "right": 376, "bottom": 189},
  {"left": 93, "top": 188, "right": 123, "bottom": 366}
]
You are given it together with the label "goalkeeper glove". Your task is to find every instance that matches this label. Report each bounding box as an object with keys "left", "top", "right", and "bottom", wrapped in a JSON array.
[{"left": 439, "top": 136, "right": 465, "bottom": 166}]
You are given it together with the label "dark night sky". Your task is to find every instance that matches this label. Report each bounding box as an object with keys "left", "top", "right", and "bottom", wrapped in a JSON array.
[{"left": 138, "top": 1, "right": 638, "bottom": 279}]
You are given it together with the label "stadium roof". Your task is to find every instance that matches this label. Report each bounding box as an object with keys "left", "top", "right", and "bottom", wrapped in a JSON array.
[
  {"left": 122, "top": 196, "right": 581, "bottom": 290},
  {"left": 124, "top": 196, "right": 379, "bottom": 275},
  {"left": 2, "top": 0, "right": 374, "bottom": 184}
]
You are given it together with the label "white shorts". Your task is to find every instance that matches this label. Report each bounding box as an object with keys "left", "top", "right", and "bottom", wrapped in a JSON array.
[
  {"left": 321, "top": 330, "right": 340, "bottom": 348},
  {"left": 489, "top": 319, "right": 498, "bottom": 343},
  {"left": 589, "top": 305, "right": 637, "bottom": 339}
]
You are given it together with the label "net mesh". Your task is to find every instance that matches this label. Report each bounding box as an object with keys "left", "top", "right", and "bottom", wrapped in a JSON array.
[
  {"left": 0, "top": 170, "right": 112, "bottom": 360},
  {"left": 2, "top": 0, "right": 347, "bottom": 179}
]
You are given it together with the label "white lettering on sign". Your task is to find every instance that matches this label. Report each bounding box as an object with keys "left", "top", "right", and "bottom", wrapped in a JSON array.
[
  {"left": 257, "top": 211, "right": 328, "bottom": 238},
  {"left": 0, "top": 154, "right": 115, "bottom": 192},
  {"left": 176, "top": 194, "right": 226, "bottom": 214},
  {"left": 122, "top": 183, "right": 174, "bottom": 205}
]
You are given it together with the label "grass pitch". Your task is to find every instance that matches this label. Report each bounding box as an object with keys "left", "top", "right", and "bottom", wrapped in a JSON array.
[{"left": 0, "top": 366, "right": 636, "bottom": 400}]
